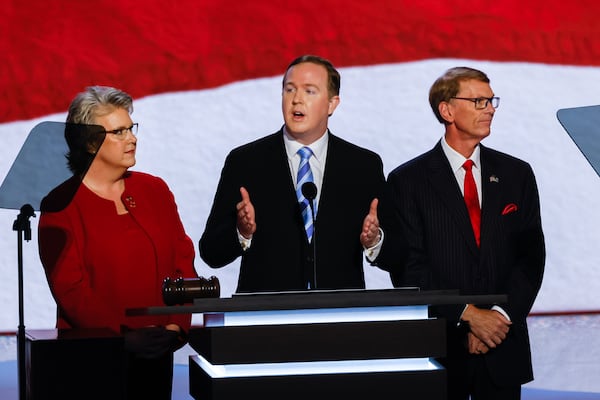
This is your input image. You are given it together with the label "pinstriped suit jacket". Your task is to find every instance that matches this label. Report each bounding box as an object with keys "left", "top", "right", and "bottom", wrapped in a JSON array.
[{"left": 378, "top": 141, "right": 545, "bottom": 386}]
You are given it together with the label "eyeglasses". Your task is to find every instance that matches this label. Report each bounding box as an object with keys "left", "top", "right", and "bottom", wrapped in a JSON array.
[
  {"left": 450, "top": 97, "right": 500, "bottom": 110},
  {"left": 104, "top": 123, "right": 138, "bottom": 139}
]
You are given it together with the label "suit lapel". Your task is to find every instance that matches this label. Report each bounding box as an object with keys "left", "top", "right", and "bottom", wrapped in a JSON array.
[
  {"left": 318, "top": 133, "right": 337, "bottom": 216},
  {"left": 479, "top": 145, "right": 503, "bottom": 251},
  {"left": 269, "top": 131, "right": 311, "bottom": 242},
  {"left": 269, "top": 131, "right": 298, "bottom": 200},
  {"left": 427, "top": 143, "right": 480, "bottom": 254},
  {"left": 313, "top": 133, "right": 353, "bottom": 238}
]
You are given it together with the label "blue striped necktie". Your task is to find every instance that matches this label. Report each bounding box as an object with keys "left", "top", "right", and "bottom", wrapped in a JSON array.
[{"left": 296, "top": 146, "right": 316, "bottom": 242}]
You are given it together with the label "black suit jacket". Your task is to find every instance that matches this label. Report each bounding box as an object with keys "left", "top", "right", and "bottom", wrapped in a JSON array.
[
  {"left": 378, "top": 141, "right": 545, "bottom": 386},
  {"left": 199, "top": 129, "right": 386, "bottom": 293}
]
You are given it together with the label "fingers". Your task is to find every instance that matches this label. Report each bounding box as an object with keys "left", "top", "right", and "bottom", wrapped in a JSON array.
[
  {"left": 236, "top": 187, "right": 256, "bottom": 238},
  {"left": 369, "top": 198, "right": 378, "bottom": 217},
  {"left": 467, "top": 332, "right": 478, "bottom": 353},
  {"left": 462, "top": 305, "right": 511, "bottom": 348},
  {"left": 239, "top": 186, "right": 250, "bottom": 203},
  {"left": 360, "top": 198, "right": 381, "bottom": 248},
  {"left": 488, "top": 325, "right": 509, "bottom": 347},
  {"left": 484, "top": 313, "right": 510, "bottom": 347},
  {"left": 467, "top": 332, "right": 489, "bottom": 355},
  {"left": 364, "top": 198, "right": 379, "bottom": 229},
  {"left": 164, "top": 323, "right": 181, "bottom": 333}
]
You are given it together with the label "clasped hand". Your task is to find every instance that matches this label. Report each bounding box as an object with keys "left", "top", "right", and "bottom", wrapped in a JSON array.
[
  {"left": 462, "top": 305, "right": 512, "bottom": 354},
  {"left": 123, "top": 324, "right": 183, "bottom": 359}
]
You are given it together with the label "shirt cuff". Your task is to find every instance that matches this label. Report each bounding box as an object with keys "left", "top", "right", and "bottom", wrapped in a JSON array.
[
  {"left": 457, "top": 304, "right": 511, "bottom": 327},
  {"left": 365, "top": 228, "right": 384, "bottom": 261},
  {"left": 457, "top": 304, "right": 469, "bottom": 327},
  {"left": 492, "top": 305, "right": 511, "bottom": 321},
  {"left": 237, "top": 228, "right": 252, "bottom": 251}
]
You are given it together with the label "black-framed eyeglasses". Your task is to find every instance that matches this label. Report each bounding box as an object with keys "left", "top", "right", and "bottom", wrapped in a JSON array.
[
  {"left": 104, "top": 123, "right": 138, "bottom": 139},
  {"left": 450, "top": 97, "right": 500, "bottom": 110}
]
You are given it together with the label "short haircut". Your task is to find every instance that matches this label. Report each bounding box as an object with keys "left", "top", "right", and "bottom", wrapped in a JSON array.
[
  {"left": 429, "top": 67, "right": 490, "bottom": 124},
  {"left": 283, "top": 54, "right": 341, "bottom": 98}
]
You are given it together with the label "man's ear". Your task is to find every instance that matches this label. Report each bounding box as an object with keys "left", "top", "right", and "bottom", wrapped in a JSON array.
[
  {"left": 439, "top": 101, "right": 454, "bottom": 124},
  {"left": 328, "top": 95, "right": 340, "bottom": 117}
]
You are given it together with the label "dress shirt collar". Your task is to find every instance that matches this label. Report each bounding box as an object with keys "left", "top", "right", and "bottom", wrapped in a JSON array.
[
  {"left": 441, "top": 135, "right": 481, "bottom": 173},
  {"left": 283, "top": 126, "right": 329, "bottom": 163}
]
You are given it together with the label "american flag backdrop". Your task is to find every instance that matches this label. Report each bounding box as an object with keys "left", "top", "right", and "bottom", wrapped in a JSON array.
[{"left": 1, "top": 0, "right": 600, "bottom": 330}]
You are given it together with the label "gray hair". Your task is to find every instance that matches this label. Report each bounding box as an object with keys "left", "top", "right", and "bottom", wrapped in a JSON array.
[
  {"left": 65, "top": 86, "right": 133, "bottom": 176},
  {"left": 66, "top": 86, "right": 133, "bottom": 124}
]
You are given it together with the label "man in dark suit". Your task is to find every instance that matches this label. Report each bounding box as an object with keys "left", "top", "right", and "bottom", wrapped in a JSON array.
[
  {"left": 199, "top": 55, "right": 385, "bottom": 293},
  {"left": 376, "top": 67, "right": 545, "bottom": 399}
]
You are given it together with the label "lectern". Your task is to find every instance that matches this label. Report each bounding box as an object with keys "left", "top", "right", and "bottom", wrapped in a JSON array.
[
  {"left": 128, "top": 289, "right": 506, "bottom": 400},
  {"left": 24, "top": 328, "right": 125, "bottom": 400}
]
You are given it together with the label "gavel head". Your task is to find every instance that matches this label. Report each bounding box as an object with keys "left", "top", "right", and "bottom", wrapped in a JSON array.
[{"left": 162, "top": 276, "right": 220, "bottom": 306}]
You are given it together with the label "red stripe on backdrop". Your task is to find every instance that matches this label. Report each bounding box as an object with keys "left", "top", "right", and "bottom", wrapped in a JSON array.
[{"left": 1, "top": 0, "right": 599, "bottom": 123}]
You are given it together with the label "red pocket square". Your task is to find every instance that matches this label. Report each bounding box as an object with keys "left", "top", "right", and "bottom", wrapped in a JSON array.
[{"left": 501, "top": 203, "right": 518, "bottom": 215}]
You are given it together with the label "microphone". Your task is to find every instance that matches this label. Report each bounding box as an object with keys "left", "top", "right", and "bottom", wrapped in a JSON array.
[
  {"left": 301, "top": 182, "right": 317, "bottom": 216},
  {"left": 301, "top": 182, "right": 318, "bottom": 289}
]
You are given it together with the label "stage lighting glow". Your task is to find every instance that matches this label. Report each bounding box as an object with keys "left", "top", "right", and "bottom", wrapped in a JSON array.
[
  {"left": 204, "top": 305, "right": 428, "bottom": 327},
  {"left": 193, "top": 354, "right": 442, "bottom": 378}
]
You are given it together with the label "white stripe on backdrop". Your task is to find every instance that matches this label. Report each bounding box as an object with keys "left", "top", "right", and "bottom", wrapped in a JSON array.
[{"left": 1, "top": 59, "right": 599, "bottom": 330}]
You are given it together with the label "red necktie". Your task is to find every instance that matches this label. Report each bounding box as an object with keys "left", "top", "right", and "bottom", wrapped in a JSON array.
[{"left": 463, "top": 160, "right": 481, "bottom": 247}]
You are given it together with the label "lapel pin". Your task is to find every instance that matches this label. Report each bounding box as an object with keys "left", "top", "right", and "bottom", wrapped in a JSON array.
[
  {"left": 489, "top": 175, "right": 499, "bottom": 183},
  {"left": 126, "top": 196, "right": 136, "bottom": 208}
]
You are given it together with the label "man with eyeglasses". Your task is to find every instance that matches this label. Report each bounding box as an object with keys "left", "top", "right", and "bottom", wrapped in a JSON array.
[{"left": 374, "top": 67, "right": 545, "bottom": 399}]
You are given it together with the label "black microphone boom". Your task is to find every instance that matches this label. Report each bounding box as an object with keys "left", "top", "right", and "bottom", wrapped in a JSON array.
[{"left": 301, "top": 182, "right": 318, "bottom": 289}]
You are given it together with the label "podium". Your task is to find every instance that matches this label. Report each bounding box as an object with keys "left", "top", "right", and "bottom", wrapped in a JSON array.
[
  {"left": 128, "top": 289, "right": 506, "bottom": 400},
  {"left": 24, "top": 328, "right": 125, "bottom": 400}
]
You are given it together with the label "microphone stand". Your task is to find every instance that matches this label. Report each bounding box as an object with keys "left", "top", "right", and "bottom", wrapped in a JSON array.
[
  {"left": 301, "top": 182, "right": 318, "bottom": 290},
  {"left": 308, "top": 201, "right": 317, "bottom": 289},
  {"left": 13, "top": 204, "right": 35, "bottom": 400}
]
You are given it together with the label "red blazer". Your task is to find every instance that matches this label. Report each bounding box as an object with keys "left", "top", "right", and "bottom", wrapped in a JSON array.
[{"left": 38, "top": 172, "right": 197, "bottom": 333}]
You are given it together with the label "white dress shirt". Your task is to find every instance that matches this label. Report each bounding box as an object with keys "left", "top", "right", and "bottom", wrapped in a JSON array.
[{"left": 440, "top": 136, "right": 510, "bottom": 322}]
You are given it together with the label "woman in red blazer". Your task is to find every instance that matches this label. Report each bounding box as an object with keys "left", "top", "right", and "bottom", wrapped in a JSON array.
[{"left": 38, "top": 86, "right": 197, "bottom": 400}]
